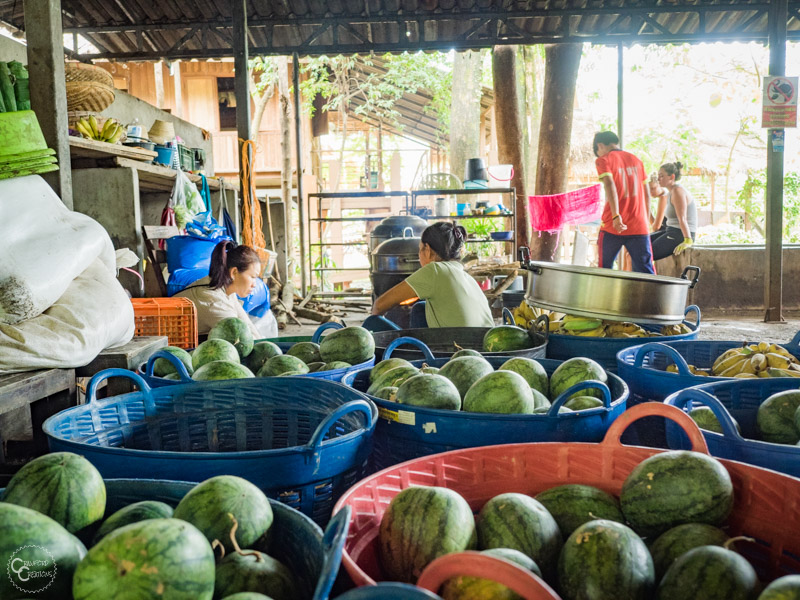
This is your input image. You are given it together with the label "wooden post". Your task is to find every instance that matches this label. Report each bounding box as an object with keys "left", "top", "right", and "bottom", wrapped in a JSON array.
[
  {"left": 293, "top": 53, "right": 307, "bottom": 296},
  {"left": 24, "top": 0, "right": 72, "bottom": 209},
  {"left": 765, "top": 0, "right": 787, "bottom": 322},
  {"left": 154, "top": 61, "right": 165, "bottom": 108},
  {"left": 233, "top": 0, "right": 251, "bottom": 208},
  {"left": 171, "top": 61, "right": 183, "bottom": 118},
  {"left": 617, "top": 43, "right": 624, "bottom": 146},
  {"left": 278, "top": 57, "right": 293, "bottom": 295}
]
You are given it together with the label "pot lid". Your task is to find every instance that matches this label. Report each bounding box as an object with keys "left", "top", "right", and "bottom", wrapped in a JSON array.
[
  {"left": 372, "top": 235, "right": 421, "bottom": 256},
  {"left": 372, "top": 214, "right": 428, "bottom": 236}
]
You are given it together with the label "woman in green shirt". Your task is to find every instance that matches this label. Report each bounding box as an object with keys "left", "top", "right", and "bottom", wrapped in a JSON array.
[{"left": 371, "top": 222, "right": 494, "bottom": 328}]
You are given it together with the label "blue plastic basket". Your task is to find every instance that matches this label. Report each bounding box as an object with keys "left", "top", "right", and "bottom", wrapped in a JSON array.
[
  {"left": 664, "top": 379, "right": 800, "bottom": 477},
  {"left": 545, "top": 305, "right": 701, "bottom": 371},
  {"left": 615, "top": 333, "right": 800, "bottom": 446},
  {"left": 42, "top": 370, "right": 377, "bottom": 525},
  {"left": 138, "top": 322, "right": 375, "bottom": 387},
  {"left": 335, "top": 584, "right": 442, "bottom": 599},
  {"left": 341, "top": 337, "right": 628, "bottom": 471}
]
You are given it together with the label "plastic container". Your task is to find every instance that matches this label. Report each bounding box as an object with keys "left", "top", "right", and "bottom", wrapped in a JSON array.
[
  {"left": 335, "top": 402, "right": 800, "bottom": 587},
  {"left": 545, "top": 304, "right": 701, "bottom": 371},
  {"left": 434, "top": 197, "right": 450, "bottom": 217},
  {"left": 456, "top": 202, "right": 471, "bottom": 216},
  {"left": 341, "top": 337, "right": 628, "bottom": 471},
  {"left": 153, "top": 144, "right": 176, "bottom": 167},
  {"left": 487, "top": 164, "right": 514, "bottom": 188},
  {"left": 131, "top": 297, "right": 198, "bottom": 349},
  {"left": 664, "top": 378, "right": 800, "bottom": 477},
  {"left": 43, "top": 370, "right": 377, "bottom": 525},
  {"left": 177, "top": 144, "right": 194, "bottom": 171},
  {"left": 165, "top": 234, "right": 228, "bottom": 272},
  {"left": 502, "top": 290, "right": 526, "bottom": 311},
  {"left": 489, "top": 230, "right": 514, "bottom": 241}
]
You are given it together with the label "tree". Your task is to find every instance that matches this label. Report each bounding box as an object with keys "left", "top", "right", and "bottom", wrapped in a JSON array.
[
  {"left": 249, "top": 56, "right": 279, "bottom": 134},
  {"left": 450, "top": 50, "right": 484, "bottom": 183}
]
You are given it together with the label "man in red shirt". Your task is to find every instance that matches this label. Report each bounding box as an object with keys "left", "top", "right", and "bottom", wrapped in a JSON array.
[{"left": 592, "top": 131, "right": 655, "bottom": 274}]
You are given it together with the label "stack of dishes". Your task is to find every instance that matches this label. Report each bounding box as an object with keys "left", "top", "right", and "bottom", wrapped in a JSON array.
[{"left": 0, "top": 110, "right": 58, "bottom": 181}]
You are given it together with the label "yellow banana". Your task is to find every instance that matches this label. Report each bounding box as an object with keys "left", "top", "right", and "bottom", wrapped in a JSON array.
[
  {"left": 733, "top": 373, "right": 759, "bottom": 379},
  {"left": 767, "top": 367, "right": 800, "bottom": 378},
  {"left": 103, "top": 122, "right": 120, "bottom": 142},
  {"left": 101, "top": 118, "right": 116, "bottom": 139},
  {"left": 666, "top": 364, "right": 679, "bottom": 373},
  {"left": 562, "top": 318, "right": 604, "bottom": 332},
  {"left": 712, "top": 348, "right": 746, "bottom": 373},
  {"left": 75, "top": 120, "right": 92, "bottom": 139},
  {"left": 769, "top": 343, "right": 795, "bottom": 358},
  {"left": 718, "top": 356, "right": 751, "bottom": 377},
  {"left": 766, "top": 352, "right": 792, "bottom": 370},
  {"left": 574, "top": 326, "right": 606, "bottom": 337},
  {"left": 88, "top": 115, "right": 100, "bottom": 138},
  {"left": 737, "top": 358, "right": 758, "bottom": 375},
  {"left": 548, "top": 321, "right": 562, "bottom": 333},
  {"left": 757, "top": 341, "right": 770, "bottom": 353},
  {"left": 514, "top": 315, "right": 528, "bottom": 328},
  {"left": 750, "top": 353, "right": 768, "bottom": 373}
]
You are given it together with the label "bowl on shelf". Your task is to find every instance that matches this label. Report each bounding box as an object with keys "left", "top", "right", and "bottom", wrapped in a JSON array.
[
  {"left": 490, "top": 231, "right": 514, "bottom": 241},
  {"left": 123, "top": 139, "right": 156, "bottom": 152}
]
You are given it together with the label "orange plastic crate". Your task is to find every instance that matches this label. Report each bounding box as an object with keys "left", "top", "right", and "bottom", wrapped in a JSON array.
[{"left": 131, "top": 297, "right": 198, "bottom": 349}]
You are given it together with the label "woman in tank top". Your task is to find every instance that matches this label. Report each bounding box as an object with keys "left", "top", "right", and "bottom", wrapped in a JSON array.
[{"left": 650, "top": 161, "right": 698, "bottom": 261}]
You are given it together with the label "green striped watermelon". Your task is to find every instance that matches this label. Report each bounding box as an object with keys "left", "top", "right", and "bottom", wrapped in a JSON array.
[
  {"left": 759, "top": 575, "right": 800, "bottom": 599},
  {"left": 452, "top": 349, "right": 483, "bottom": 358},
  {"left": 173, "top": 476, "right": 273, "bottom": 554},
  {"left": 439, "top": 356, "right": 494, "bottom": 399},
  {"left": 245, "top": 341, "right": 283, "bottom": 373},
  {"left": 379, "top": 486, "right": 476, "bottom": 583},
  {"left": 2, "top": 451, "right": 106, "bottom": 533},
  {"left": 463, "top": 371, "right": 536, "bottom": 414},
  {"left": 758, "top": 390, "right": 800, "bottom": 444},
  {"left": 93, "top": 500, "right": 174, "bottom": 544},
  {"left": 307, "top": 361, "right": 326, "bottom": 372},
  {"left": 257, "top": 355, "right": 309, "bottom": 377},
  {"left": 655, "top": 545, "right": 758, "bottom": 600},
  {"left": 209, "top": 317, "right": 255, "bottom": 359},
  {"left": 192, "top": 360, "right": 255, "bottom": 381},
  {"left": 221, "top": 593, "right": 275, "bottom": 600},
  {"left": 193, "top": 339, "right": 241, "bottom": 371},
  {"left": 563, "top": 396, "right": 604, "bottom": 411},
  {"left": 214, "top": 551, "right": 298, "bottom": 600},
  {"left": 440, "top": 548, "right": 541, "bottom": 600},
  {"left": 396, "top": 374, "right": 461, "bottom": 410},
  {"left": 549, "top": 357, "right": 607, "bottom": 401},
  {"left": 153, "top": 346, "right": 194, "bottom": 377},
  {"left": 499, "top": 357, "right": 549, "bottom": 397},
  {"left": 72, "top": 518, "right": 215, "bottom": 600},
  {"left": 649, "top": 523, "right": 729, "bottom": 579},
  {"left": 370, "top": 358, "right": 415, "bottom": 383},
  {"left": 322, "top": 361, "right": 351, "bottom": 370},
  {"left": 367, "top": 365, "right": 420, "bottom": 395},
  {"left": 287, "top": 341, "right": 321, "bottom": 364},
  {"left": 558, "top": 519, "right": 654, "bottom": 600},
  {"left": 620, "top": 451, "right": 734, "bottom": 538},
  {"left": 534, "top": 484, "right": 624, "bottom": 538},
  {"left": 420, "top": 366, "right": 440, "bottom": 374},
  {"left": 1, "top": 502, "right": 87, "bottom": 599},
  {"left": 689, "top": 407, "right": 737, "bottom": 435},
  {"left": 375, "top": 386, "right": 399, "bottom": 401},
  {"left": 482, "top": 326, "right": 532, "bottom": 352},
  {"left": 477, "top": 493, "right": 562, "bottom": 579},
  {"left": 319, "top": 326, "right": 375, "bottom": 364}
]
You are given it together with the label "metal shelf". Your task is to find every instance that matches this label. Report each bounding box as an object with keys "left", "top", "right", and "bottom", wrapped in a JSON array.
[
  {"left": 310, "top": 216, "right": 388, "bottom": 222},
  {"left": 432, "top": 213, "right": 514, "bottom": 220},
  {"left": 411, "top": 187, "right": 514, "bottom": 196}
]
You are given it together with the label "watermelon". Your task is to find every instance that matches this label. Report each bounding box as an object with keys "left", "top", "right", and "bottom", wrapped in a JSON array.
[
  {"left": 759, "top": 575, "right": 800, "bottom": 599},
  {"left": 758, "top": 390, "right": 800, "bottom": 444},
  {"left": 193, "top": 339, "right": 241, "bottom": 371},
  {"left": 193, "top": 360, "right": 255, "bottom": 381},
  {"left": 367, "top": 365, "right": 419, "bottom": 395},
  {"left": 72, "top": 518, "right": 215, "bottom": 600},
  {"left": 396, "top": 374, "right": 461, "bottom": 410},
  {"left": 534, "top": 405, "right": 572, "bottom": 415},
  {"left": 375, "top": 386, "right": 399, "bottom": 401},
  {"left": 620, "top": 450, "right": 734, "bottom": 538},
  {"left": 370, "top": 357, "right": 414, "bottom": 382},
  {"left": 655, "top": 545, "right": 758, "bottom": 600},
  {"left": 277, "top": 371, "right": 306, "bottom": 376},
  {"left": 164, "top": 373, "right": 181, "bottom": 380},
  {"left": 2, "top": 451, "right": 106, "bottom": 533},
  {"left": 452, "top": 348, "right": 483, "bottom": 358},
  {"left": 245, "top": 342, "right": 283, "bottom": 373},
  {"left": 558, "top": 519, "right": 654, "bottom": 600},
  {"left": 649, "top": 523, "right": 729, "bottom": 579},
  {"left": 549, "top": 357, "right": 608, "bottom": 401},
  {"left": 379, "top": 486, "right": 476, "bottom": 583},
  {"left": 257, "top": 355, "right": 310, "bottom": 377},
  {"left": 477, "top": 493, "right": 562, "bottom": 578},
  {"left": 221, "top": 594, "right": 274, "bottom": 600},
  {"left": 535, "top": 484, "right": 624, "bottom": 537},
  {"left": 1, "top": 503, "right": 87, "bottom": 600},
  {"left": 420, "top": 366, "right": 440, "bottom": 374},
  {"left": 214, "top": 551, "right": 297, "bottom": 600},
  {"left": 439, "top": 356, "right": 494, "bottom": 399},
  {"left": 462, "top": 371, "right": 536, "bottom": 414},
  {"left": 440, "top": 548, "right": 541, "bottom": 600},
  {"left": 287, "top": 341, "right": 321, "bottom": 364},
  {"left": 499, "top": 357, "right": 549, "bottom": 397},
  {"left": 563, "top": 395, "right": 604, "bottom": 411},
  {"left": 209, "top": 317, "right": 255, "bottom": 359},
  {"left": 482, "top": 325, "right": 532, "bottom": 352},
  {"left": 307, "top": 361, "right": 326, "bottom": 372},
  {"left": 319, "top": 326, "right": 375, "bottom": 364},
  {"left": 691, "top": 407, "right": 725, "bottom": 434},
  {"left": 173, "top": 476, "right": 273, "bottom": 554},
  {"left": 321, "top": 361, "right": 351, "bottom": 370},
  {"left": 531, "top": 389, "right": 551, "bottom": 410},
  {"left": 153, "top": 346, "right": 194, "bottom": 377},
  {"left": 93, "top": 500, "right": 174, "bottom": 544}
]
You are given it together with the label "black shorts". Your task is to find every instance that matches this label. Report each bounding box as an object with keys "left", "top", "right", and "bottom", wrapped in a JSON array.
[{"left": 650, "top": 226, "right": 695, "bottom": 261}]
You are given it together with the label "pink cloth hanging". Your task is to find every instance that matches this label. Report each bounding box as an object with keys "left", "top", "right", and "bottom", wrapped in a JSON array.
[{"left": 528, "top": 184, "right": 603, "bottom": 232}]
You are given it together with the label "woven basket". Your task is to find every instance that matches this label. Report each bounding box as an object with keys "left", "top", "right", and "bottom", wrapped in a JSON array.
[
  {"left": 66, "top": 81, "right": 116, "bottom": 112},
  {"left": 64, "top": 62, "right": 114, "bottom": 86}
]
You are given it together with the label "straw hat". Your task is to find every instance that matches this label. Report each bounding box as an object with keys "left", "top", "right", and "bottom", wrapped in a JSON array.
[{"left": 148, "top": 119, "right": 176, "bottom": 145}]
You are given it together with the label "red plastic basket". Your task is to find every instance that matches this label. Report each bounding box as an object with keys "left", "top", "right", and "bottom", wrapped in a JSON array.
[
  {"left": 131, "top": 297, "right": 198, "bottom": 349},
  {"left": 335, "top": 402, "right": 800, "bottom": 591}
]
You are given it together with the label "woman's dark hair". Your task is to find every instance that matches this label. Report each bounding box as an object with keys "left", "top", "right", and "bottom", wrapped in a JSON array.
[
  {"left": 209, "top": 241, "right": 261, "bottom": 289},
  {"left": 660, "top": 161, "right": 684, "bottom": 181},
  {"left": 421, "top": 221, "right": 467, "bottom": 261},
  {"left": 592, "top": 131, "right": 619, "bottom": 157}
]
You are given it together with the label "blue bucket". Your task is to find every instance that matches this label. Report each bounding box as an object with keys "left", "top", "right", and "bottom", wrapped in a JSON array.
[
  {"left": 341, "top": 337, "right": 628, "bottom": 472},
  {"left": 43, "top": 371, "right": 377, "bottom": 525}
]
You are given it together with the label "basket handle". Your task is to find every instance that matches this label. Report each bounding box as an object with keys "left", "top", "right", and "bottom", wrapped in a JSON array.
[
  {"left": 312, "top": 321, "right": 345, "bottom": 343},
  {"left": 602, "top": 402, "right": 709, "bottom": 453},
  {"left": 86, "top": 369, "right": 156, "bottom": 414},
  {"left": 632, "top": 342, "right": 692, "bottom": 377},
  {"left": 549, "top": 379, "right": 612, "bottom": 414},
  {"left": 502, "top": 307, "right": 515, "bottom": 325},
  {"left": 144, "top": 350, "right": 193, "bottom": 382},
  {"left": 307, "top": 399, "right": 377, "bottom": 457},
  {"left": 313, "top": 505, "right": 352, "bottom": 600},
  {"left": 786, "top": 330, "right": 800, "bottom": 354},
  {"left": 664, "top": 388, "right": 744, "bottom": 440},
  {"left": 683, "top": 304, "right": 701, "bottom": 329},
  {"left": 384, "top": 336, "right": 437, "bottom": 363},
  {"left": 417, "top": 552, "right": 560, "bottom": 600}
]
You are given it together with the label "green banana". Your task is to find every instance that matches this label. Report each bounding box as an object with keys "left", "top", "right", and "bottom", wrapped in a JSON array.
[{"left": 562, "top": 317, "right": 604, "bottom": 332}]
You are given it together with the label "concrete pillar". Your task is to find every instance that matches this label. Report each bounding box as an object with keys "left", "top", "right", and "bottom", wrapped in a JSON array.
[{"left": 24, "top": 0, "right": 72, "bottom": 209}]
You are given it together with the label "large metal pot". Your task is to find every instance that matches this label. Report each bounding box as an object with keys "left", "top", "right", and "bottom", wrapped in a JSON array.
[
  {"left": 520, "top": 250, "right": 700, "bottom": 325},
  {"left": 370, "top": 230, "right": 421, "bottom": 273},
  {"left": 369, "top": 214, "right": 428, "bottom": 251}
]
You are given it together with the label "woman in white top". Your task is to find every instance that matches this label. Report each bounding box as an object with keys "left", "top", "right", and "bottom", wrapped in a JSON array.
[
  {"left": 650, "top": 161, "right": 698, "bottom": 261},
  {"left": 176, "top": 241, "right": 265, "bottom": 339}
]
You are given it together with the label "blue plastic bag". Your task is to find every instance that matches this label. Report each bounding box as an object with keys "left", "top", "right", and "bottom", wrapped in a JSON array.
[
  {"left": 184, "top": 211, "right": 228, "bottom": 240},
  {"left": 239, "top": 277, "right": 270, "bottom": 318},
  {"left": 166, "top": 267, "right": 208, "bottom": 296}
]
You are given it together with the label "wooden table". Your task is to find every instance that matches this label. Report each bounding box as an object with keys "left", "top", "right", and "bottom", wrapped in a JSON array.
[{"left": 76, "top": 336, "right": 168, "bottom": 396}]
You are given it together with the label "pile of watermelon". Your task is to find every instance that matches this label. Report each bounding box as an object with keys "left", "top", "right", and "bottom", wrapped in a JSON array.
[
  {"left": 367, "top": 353, "right": 610, "bottom": 415},
  {"left": 0, "top": 451, "right": 301, "bottom": 600},
  {"left": 151, "top": 319, "right": 375, "bottom": 382},
  {"left": 377, "top": 450, "right": 796, "bottom": 599}
]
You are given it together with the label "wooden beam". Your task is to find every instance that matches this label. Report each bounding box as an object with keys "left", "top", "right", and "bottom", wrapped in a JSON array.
[
  {"left": 233, "top": 0, "right": 251, "bottom": 200},
  {"left": 293, "top": 52, "right": 308, "bottom": 296}
]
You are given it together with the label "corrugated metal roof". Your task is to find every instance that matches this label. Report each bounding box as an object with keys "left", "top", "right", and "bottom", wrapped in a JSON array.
[{"left": 2, "top": 0, "right": 799, "bottom": 60}]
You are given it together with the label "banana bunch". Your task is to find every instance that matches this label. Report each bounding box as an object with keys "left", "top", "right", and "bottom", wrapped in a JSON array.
[
  {"left": 710, "top": 342, "right": 800, "bottom": 378},
  {"left": 74, "top": 115, "right": 124, "bottom": 143},
  {"left": 560, "top": 315, "right": 606, "bottom": 337},
  {"left": 660, "top": 323, "right": 693, "bottom": 336},
  {"left": 605, "top": 321, "right": 651, "bottom": 338},
  {"left": 666, "top": 363, "right": 712, "bottom": 376},
  {"left": 511, "top": 301, "right": 561, "bottom": 329}
]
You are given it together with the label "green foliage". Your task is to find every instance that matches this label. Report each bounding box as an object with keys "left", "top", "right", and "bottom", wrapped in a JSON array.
[
  {"left": 626, "top": 123, "right": 701, "bottom": 176},
  {"left": 248, "top": 57, "right": 278, "bottom": 95},
  {"left": 735, "top": 169, "right": 800, "bottom": 242},
  {"left": 462, "top": 217, "right": 502, "bottom": 258}
]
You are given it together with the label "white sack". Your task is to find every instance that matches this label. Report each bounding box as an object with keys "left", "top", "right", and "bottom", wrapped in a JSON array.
[
  {"left": 0, "top": 258, "right": 134, "bottom": 373},
  {"left": 0, "top": 175, "right": 116, "bottom": 324}
]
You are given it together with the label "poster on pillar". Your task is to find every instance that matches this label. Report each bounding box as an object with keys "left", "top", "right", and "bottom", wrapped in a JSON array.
[{"left": 762, "top": 75, "right": 798, "bottom": 128}]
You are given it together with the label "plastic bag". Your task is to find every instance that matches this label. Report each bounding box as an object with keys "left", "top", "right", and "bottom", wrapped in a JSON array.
[
  {"left": 185, "top": 210, "right": 228, "bottom": 240},
  {"left": 170, "top": 169, "right": 206, "bottom": 230}
]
